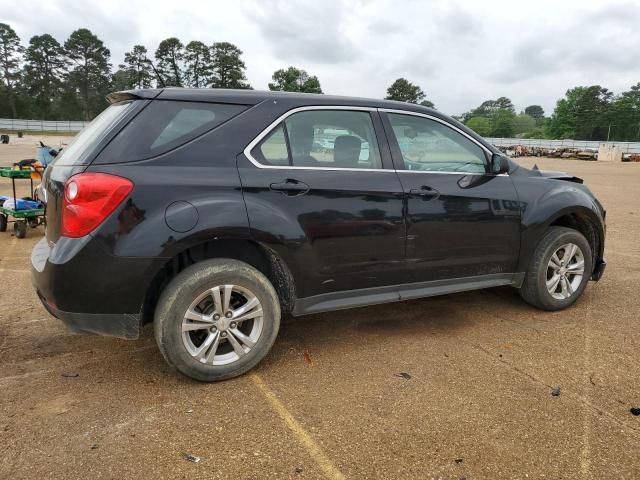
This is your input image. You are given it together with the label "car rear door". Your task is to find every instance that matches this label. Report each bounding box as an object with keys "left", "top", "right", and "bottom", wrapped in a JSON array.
[
  {"left": 237, "top": 107, "right": 406, "bottom": 298},
  {"left": 380, "top": 109, "right": 521, "bottom": 284}
]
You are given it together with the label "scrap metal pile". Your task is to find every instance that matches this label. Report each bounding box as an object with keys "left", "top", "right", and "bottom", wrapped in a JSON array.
[{"left": 495, "top": 145, "right": 599, "bottom": 160}]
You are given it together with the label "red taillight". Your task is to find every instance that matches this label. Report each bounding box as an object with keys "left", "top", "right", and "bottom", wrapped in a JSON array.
[{"left": 61, "top": 173, "right": 134, "bottom": 238}]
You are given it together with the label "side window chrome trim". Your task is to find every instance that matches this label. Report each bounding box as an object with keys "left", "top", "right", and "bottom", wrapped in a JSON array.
[
  {"left": 243, "top": 105, "right": 393, "bottom": 172},
  {"left": 379, "top": 108, "right": 494, "bottom": 156},
  {"left": 243, "top": 105, "right": 507, "bottom": 176},
  {"left": 395, "top": 170, "right": 509, "bottom": 177}
]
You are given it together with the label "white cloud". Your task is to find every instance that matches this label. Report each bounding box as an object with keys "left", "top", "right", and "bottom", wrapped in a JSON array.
[{"left": 2, "top": 0, "right": 639, "bottom": 115}]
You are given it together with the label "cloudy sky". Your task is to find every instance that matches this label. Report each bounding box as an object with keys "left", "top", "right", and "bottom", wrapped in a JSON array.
[{"left": 2, "top": 0, "right": 639, "bottom": 115}]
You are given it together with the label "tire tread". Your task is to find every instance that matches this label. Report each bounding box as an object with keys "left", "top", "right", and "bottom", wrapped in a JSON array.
[
  {"left": 154, "top": 258, "right": 280, "bottom": 382},
  {"left": 519, "top": 226, "right": 592, "bottom": 311}
]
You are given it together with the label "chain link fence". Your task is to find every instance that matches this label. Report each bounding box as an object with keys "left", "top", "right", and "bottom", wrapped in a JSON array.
[
  {"left": 3, "top": 118, "right": 640, "bottom": 153},
  {"left": 486, "top": 137, "right": 640, "bottom": 154},
  {"left": 0, "top": 118, "right": 88, "bottom": 132}
]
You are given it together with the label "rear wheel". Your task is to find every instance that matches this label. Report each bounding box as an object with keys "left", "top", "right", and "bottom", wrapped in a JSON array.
[
  {"left": 14, "top": 220, "right": 26, "bottom": 239},
  {"left": 0, "top": 214, "right": 6, "bottom": 232},
  {"left": 154, "top": 259, "right": 281, "bottom": 382},
  {"left": 519, "top": 227, "right": 592, "bottom": 310}
]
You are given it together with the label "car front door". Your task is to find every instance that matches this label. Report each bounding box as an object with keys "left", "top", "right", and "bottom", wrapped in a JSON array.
[
  {"left": 380, "top": 110, "right": 521, "bottom": 284},
  {"left": 238, "top": 107, "right": 406, "bottom": 299}
]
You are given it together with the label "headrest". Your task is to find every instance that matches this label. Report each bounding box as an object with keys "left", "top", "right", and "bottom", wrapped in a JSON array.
[{"left": 333, "top": 135, "right": 362, "bottom": 167}]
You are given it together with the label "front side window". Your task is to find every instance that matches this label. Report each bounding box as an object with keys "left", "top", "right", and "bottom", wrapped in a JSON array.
[
  {"left": 387, "top": 113, "right": 487, "bottom": 173},
  {"left": 252, "top": 109, "right": 382, "bottom": 169}
]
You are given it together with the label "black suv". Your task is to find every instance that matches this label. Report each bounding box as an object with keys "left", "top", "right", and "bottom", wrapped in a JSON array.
[{"left": 31, "top": 89, "right": 606, "bottom": 381}]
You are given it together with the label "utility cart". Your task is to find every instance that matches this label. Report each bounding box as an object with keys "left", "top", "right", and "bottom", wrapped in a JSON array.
[{"left": 0, "top": 166, "right": 45, "bottom": 239}]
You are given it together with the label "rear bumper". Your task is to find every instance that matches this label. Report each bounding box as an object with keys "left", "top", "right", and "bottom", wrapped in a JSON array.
[
  {"left": 591, "top": 258, "right": 606, "bottom": 281},
  {"left": 36, "top": 289, "right": 141, "bottom": 338},
  {"left": 31, "top": 236, "right": 152, "bottom": 339}
]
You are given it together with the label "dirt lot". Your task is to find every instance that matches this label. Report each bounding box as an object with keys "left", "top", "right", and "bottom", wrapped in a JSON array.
[
  {"left": 0, "top": 134, "right": 73, "bottom": 165},
  {"left": 0, "top": 145, "right": 639, "bottom": 479}
]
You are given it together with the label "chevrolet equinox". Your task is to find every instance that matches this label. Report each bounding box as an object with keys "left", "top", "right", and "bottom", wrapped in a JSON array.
[{"left": 31, "top": 89, "right": 607, "bottom": 381}]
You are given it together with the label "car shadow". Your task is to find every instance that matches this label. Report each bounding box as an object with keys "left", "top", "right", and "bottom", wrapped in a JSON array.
[
  {"left": 278, "top": 285, "right": 526, "bottom": 344},
  {"left": 49, "top": 285, "right": 528, "bottom": 382}
]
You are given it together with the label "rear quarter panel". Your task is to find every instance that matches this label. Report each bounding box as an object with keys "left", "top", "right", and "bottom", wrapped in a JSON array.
[{"left": 82, "top": 106, "right": 266, "bottom": 311}]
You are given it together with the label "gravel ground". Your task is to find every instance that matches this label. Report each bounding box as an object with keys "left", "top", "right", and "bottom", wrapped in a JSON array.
[
  {"left": 0, "top": 148, "right": 638, "bottom": 479},
  {"left": 0, "top": 134, "right": 73, "bottom": 166}
]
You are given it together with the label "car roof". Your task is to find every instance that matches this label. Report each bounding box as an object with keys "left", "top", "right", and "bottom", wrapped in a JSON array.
[
  {"left": 108, "top": 87, "right": 439, "bottom": 114},
  {"left": 106, "top": 87, "right": 498, "bottom": 154}
]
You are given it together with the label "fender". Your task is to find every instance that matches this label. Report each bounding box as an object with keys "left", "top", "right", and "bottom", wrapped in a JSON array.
[{"left": 515, "top": 176, "right": 605, "bottom": 273}]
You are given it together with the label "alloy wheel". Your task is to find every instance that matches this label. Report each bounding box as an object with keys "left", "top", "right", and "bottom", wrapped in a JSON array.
[
  {"left": 546, "top": 243, "right": 585, "bottom": 300},
  {"left": 181, "top": 284, "right": 264, "bottom": 366}
]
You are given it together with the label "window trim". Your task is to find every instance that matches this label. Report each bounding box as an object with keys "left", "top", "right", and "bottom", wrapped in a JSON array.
[
  {"left": 243, "top": 105, "right": 506, "bottom": 176},
  {"left": 244, "top": 106, "right": 392, "bottom": 172},
  {"left": 282, "top": 122, "right": 294, "bottom": 166}
]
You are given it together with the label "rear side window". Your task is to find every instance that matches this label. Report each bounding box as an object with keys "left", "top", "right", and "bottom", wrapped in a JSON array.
[
  {"left": 251, "top": 109, "right": 382, "bottom": 169},
  {"left": 256, "top": 125, "right": 289, "bottom": 166},
  {"left": 97, "top": 101, "right": 246, "bottom": 163}
]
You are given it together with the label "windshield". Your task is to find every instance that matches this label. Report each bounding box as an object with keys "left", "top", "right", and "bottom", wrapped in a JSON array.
[{"left": 52, "top": 101, "right": 134, "bottom": 166}]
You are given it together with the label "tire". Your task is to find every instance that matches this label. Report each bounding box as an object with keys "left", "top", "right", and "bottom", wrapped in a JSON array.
[
  {"left": 0, "top": 214, "right": 6, "bottom": 232},
  {"left": 154, "top": 259, "right": 281, "bottom": 382},
  {"left": 14, "top": 220, "right": 26, "bottom": 239},
  {"left": 519, "top": 226, "right": 592, "bottom": 311}
]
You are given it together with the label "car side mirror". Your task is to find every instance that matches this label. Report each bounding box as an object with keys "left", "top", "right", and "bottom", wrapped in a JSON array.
[{"left": 491, "top": 153, "right": 510, "bottom": 175}]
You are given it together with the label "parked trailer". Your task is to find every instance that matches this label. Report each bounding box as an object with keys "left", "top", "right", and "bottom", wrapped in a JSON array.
[{"left": 0, "top": 168, "right": 45, "bottom": 239}]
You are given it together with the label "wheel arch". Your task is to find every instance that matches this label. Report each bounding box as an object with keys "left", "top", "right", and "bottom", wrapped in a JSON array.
[
  {"left": 519, "top": 205, "right": 604, "bottom": 275},
  {"left": 549, "top": 208, "right": 602, "bottom": 257},
  {"left": 140, "top": 238, "right": 297, "bottom": 325}
]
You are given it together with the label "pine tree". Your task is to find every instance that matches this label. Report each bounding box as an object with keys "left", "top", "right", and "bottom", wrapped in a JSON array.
[
  {"left": 210, "top": 42, "right": 251, "bottom": 89},
  {"left": 0, "top": 23, "right": 24, "bottom": 118},
  {"left": 65, "top": 28, "right": 112, "bottom": 119}
]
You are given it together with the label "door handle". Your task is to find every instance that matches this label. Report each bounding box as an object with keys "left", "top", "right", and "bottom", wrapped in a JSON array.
[
  {"left": 409, "top": 185, "right": 439, "bottom": 199},
  {"left": 270, "top": 179, "right": 310, "bottom": 196}
]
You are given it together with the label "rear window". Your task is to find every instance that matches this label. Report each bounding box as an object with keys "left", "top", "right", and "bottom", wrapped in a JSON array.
[
  {"left": 52, "top": 101, "right": 134, "bottom": 166},
  {"left": 96, "top": 101, "right": 247, "bottom": 164}
]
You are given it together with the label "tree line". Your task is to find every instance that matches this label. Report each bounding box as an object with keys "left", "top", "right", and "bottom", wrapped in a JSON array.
[
  {"left": 391, "top": 78, "right": 640, "bottom": 142},
  {"left": 1, "top": 22, "right": 639, "bottom": 141},
  {"left": 0, "top": 23, "right": 323, "bottom": 121}
]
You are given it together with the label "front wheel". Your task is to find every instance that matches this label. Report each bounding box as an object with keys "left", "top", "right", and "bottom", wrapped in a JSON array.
[
  {"left": 154, "top": 259, "right": 281, "bottom": 382},
  {"left": 519, "top": 227, "right": 593, "bottom": 310}
]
